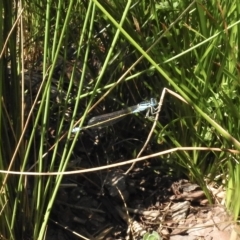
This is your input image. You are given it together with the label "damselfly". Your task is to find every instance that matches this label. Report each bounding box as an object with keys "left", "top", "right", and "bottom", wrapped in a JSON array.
[{"left": 72, "top": 98, "right": 159, "bottom": 133}]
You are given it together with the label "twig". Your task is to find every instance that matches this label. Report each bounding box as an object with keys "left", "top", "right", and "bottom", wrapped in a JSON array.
[
  {"left": 125, "top": 88, "right": 188, "bottom": 174},
  {"left": 0, "top": 146, "right": 238, "bottom": 176}
]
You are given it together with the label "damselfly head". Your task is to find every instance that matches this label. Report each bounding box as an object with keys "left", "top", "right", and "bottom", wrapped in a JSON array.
[{"left": 150, "top": 98, "right": 158, "bottom": 106}]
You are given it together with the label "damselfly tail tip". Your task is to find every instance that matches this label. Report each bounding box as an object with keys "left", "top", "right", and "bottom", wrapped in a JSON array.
[{"left": 72, "top": 127, "right": 81, "bottom": 133}]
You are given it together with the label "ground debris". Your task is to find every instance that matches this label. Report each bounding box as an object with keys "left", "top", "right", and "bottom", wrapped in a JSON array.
[{"left": 47, "top": 167, "right": 237, "bottom": 240}]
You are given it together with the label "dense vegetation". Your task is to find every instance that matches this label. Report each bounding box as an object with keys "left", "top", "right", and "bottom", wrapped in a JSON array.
[{"left": 0, "top": 0, "right": 240, "bottom": 239}]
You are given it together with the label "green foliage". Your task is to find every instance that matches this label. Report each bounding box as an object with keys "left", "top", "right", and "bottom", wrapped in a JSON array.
[
  {"left": 143, "top": 231, "right": 161, "bottom": 240},
  {"left": 1, "top": 0, "right": 240, "bottom": 239}
]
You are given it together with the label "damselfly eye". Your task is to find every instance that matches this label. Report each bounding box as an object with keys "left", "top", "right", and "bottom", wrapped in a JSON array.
[{"left": 150, "top": 98, "right": 158, "bottom": 106}]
